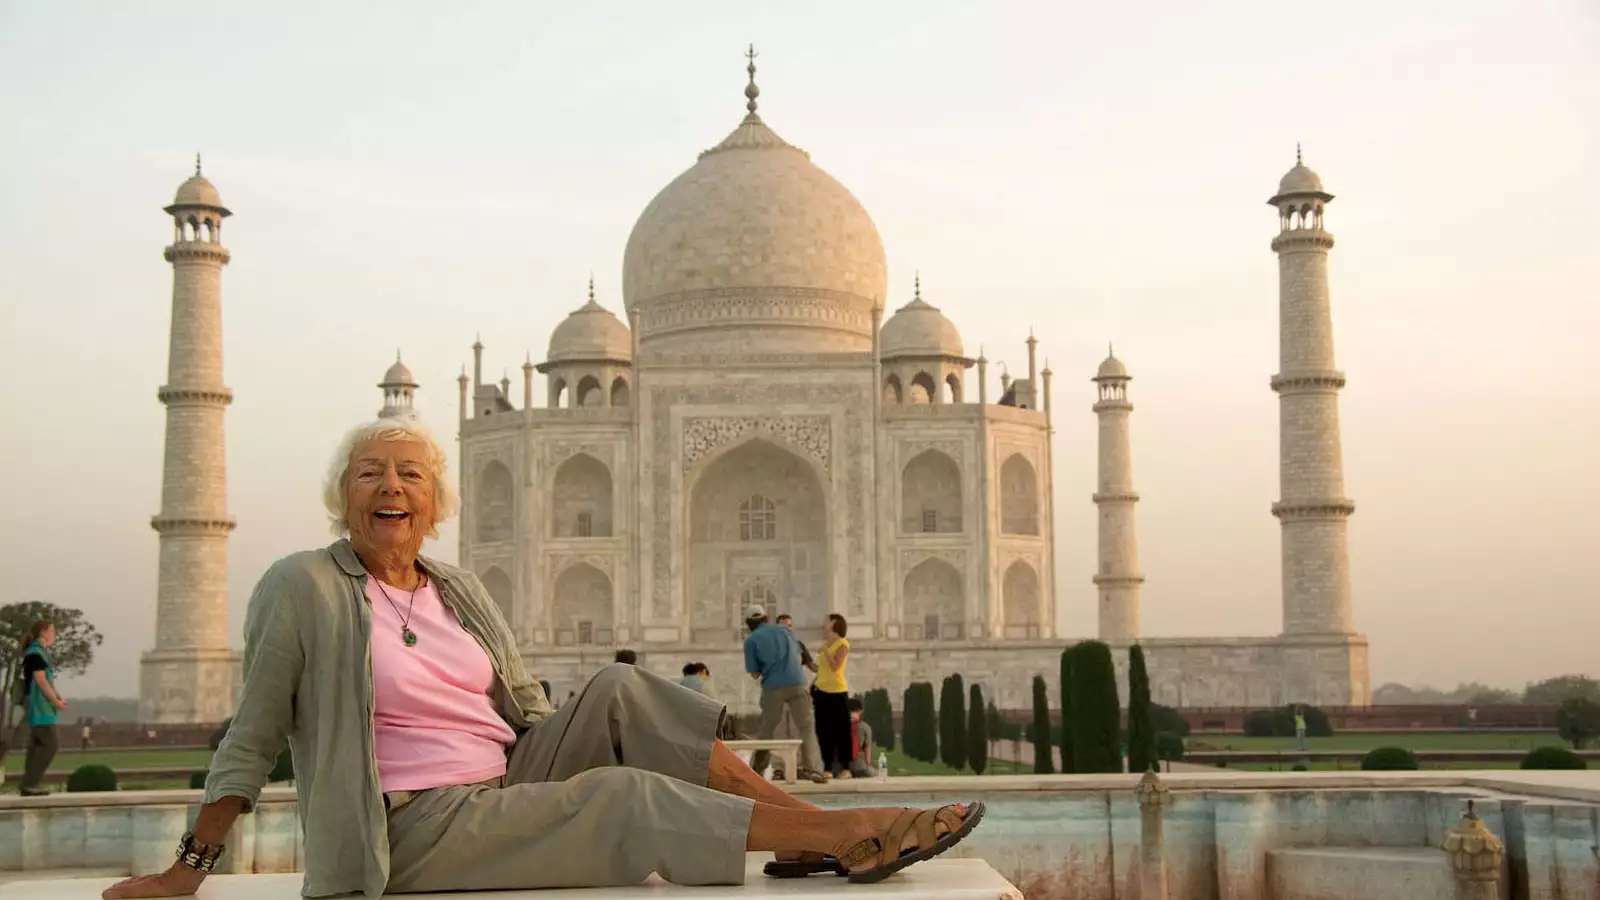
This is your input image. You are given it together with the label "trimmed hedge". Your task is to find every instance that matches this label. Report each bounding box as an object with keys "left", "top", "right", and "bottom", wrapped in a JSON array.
[
  {"left": 1520, "top": 746, "right": 1587, "bottom": 770},
  {"left": 1155, "top": 732, "right": 1185, "bottom": 763},
  {"left": 1030, "top": 674, "right": 1054, "bottom": 774},
  {"left": 1059, "top": 646, "right": 1076, "bottom": 773},
  {"left": 967, "top": 684, "right": 988, "bottom": 775},
  {"left": 1360, "top": 746, "right": 1419, "bottom": 771},
  {"left": 903, "top": 682, "right": 937, "bottom": 763},
  {"left": 939, "top": 674, "right": 967, "bottom": 771},
  {"left": 1127, "top": 644, "right": 1155, "bottom": 773},
  {"left": 189, "top": 770, "right": 210, "bottom": 790},
  {"left": 1151, "top": 703, "right": 1191, "bottom": 738},
  {"left": 1065, "top": 641, "right": 1122, "bottom": 773},
  {"left": 1243, "top": 705, "right": 1334, "bottom": 738},
  {"left": 66, "top": 764, "right": 118, "bottom": 792},
  {"left": 862, "top": 688, "right": 895, "bottom": 751}
]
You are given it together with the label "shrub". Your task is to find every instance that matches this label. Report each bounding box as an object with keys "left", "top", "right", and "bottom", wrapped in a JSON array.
[
  {"left": 1155, "top": 731, "right": 1185, "bottom": 763},
  {"left": 1556, "top": 697, "right": 1600, "bottom": 749},
  {"left": 1291, "top": 763, "right": 1308, "bottom": 772},
  {"left": 1059, "top": 647, "right": 1076, "bottom": 773},
  {"left": 1127, "top": 644, "right": 1155, "bottom": 773},
  {"left": 1520, "top": 746, "right": 1587, "bottom": 770},
  {"left": 1066, "top": 641, "right": 1123, "bottom": 773},
  {"left": 1030, "top": 674, "right": 1054, "bottom": 774},
  {"left": 268, "top": 747, "right": 294, "bottom": 782},
  {"left": 1523, "top": 674, "right": 1600, "bottom": 705},
  {"left": 939, "top": 674, "right": 967, "bottom": 771},
  {"left": 1243, "top": 705, "right": 1333, "bottom": 738},
  {"left": 66, "top": 763, "right": 118, "bottom": 792},
  {"left": 1360, "top": 746, "right": 1419, "bottom": 771},
  {"left": 1151, "top": 703, "right": 1191, "bottom": 738},
  {"left": 189, "top": 770, "right": 209, "bottom": 789},
  {"left": 863, "top": 688, "right": 894, "bottom": 751},
  {"left": 967, "top": 684, "right": 988, "bottom": 775},
  {"left": 903, "top": 682, "right": 937, "bottom": 763}
]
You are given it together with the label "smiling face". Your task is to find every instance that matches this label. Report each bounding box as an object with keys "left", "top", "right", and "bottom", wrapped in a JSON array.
[{"left": 343, "top": 438, "right": 438, "bottom": 567}]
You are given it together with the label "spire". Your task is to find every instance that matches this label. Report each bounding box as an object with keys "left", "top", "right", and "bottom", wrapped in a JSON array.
[
  {"left": 395, "top": 348, "right": 402, "bottom": 363},
  {"left": 587, "top": 273, "right": 597, "bottom": 307},
  {"left": 913, "top": 271, "right": 922, "bottom": 302},
  {"left": 1296, "top": 142, "right": 1303, "bottom": 166},
  {"left": 195, "top": 152, "right": 203, "bottom": 176},
  {"left": 744, "top": 44, "right": 760, "bottom": 116},
  {"left": 1109, "top": 342, "right": 1115, "bottom": 358}
]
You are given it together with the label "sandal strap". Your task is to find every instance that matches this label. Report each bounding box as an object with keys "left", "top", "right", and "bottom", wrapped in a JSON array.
[
  {"left": 883, "top": 808, "right": 923, "bottom": 866},
  {"left": 836, "top": 837, "right": 880, "bottom": 870}
]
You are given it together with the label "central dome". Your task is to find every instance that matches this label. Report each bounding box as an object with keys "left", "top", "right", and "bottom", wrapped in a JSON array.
[{"left": 622, "top": 98, "right": 887, "bottom": 353}]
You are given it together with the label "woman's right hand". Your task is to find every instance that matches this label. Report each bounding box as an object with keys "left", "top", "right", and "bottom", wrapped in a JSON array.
[{"left": 101, "top": 862, "right": 207, "bottom": 898}]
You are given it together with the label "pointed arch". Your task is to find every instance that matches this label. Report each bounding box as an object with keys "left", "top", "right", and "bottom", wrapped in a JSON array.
[
  {"left": 480, "top": 565, "right": 514, "bottom": 625},
  {"left": 550, "top": 378, "right": 568, "bottom": 409},
  {"left": 1000, "top": 454, "right": 1039, "bottom": 535},
  {"left": 903, "top": 557, "right": 963, "bottom": 640},
  {"left": 610, "top": 376, "right": 631, "bottom": 407},
  {"left": 575, "top": 375, "right": 602, "bottom": 407},
  {"left": 883, "top": 374, "right": 903, "bottom": 405},
  {"left": 944, "top": 374, "right": 962, "bottom": 403},
  {"left": 1002, "top": 560, "right": 1041, "bottom": 638},
  {"left": 552, "top": 453, "right": 612, "bottom": 538},
  {"left": 901, "top": 449, "right": 961, "bottom": 533},
  {"left": 908, "top": 372, "right": 936, "bottom": 405},
  {"left": 552, "top": 562, "right": 613, "bottom": 646},
  {"left": 475, "top": 460, "right": 514, "bottom": 542}
]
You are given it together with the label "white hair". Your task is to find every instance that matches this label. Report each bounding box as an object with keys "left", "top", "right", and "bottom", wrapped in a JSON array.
[{"left": 322, "top": 418, "right": 459, "bottom": 537}]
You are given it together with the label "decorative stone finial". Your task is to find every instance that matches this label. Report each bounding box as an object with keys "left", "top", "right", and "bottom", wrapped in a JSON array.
[
  {"left": 473, "top": 333, "right": 483, "bottom": 350},
  {"left": 913, "top": 271, "right": 922, "bottom": 302},
  {"left": 744, "top": 44, "right": 760, "bottom": 115},
  {"left": 1443, "top": 800, "right": 1504, "bottom": 883},
  {"left": 588, "top": 274, "right": 597, "bottom": 305},
  {"left": 457, "top": 365, "right": 468, "bottom": 383},
  {"left": 195, "top": 152, "right": 203, "bottom": 176},
  {"left": 1296, "top": 142, "right": 1303, "bottom": 166},
  {"left": 1109, "top": 342, "right": 1115, "bottom": 358},
  {"left": 523, "top": 352, "right": 533, "bottom": 369},
  {"left": 1135, "top": 768, "right": 1171, "bottom": 809}
]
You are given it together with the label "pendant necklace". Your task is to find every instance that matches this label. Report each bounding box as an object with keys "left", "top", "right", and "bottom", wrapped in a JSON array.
[{"left": 374, "top": 575, "right": 426, "bottom": 647}]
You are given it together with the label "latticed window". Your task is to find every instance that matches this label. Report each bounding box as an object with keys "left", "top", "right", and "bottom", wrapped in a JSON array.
[
  {"left": 924, "top": 614, "right": 941, "bottom": 640},
  {"left": 741, "top": 582, "right": 776, "bottom": 609},
  {"left": 576, "top": 621, "right": 594, "bottom": 645},
  {"left": 921, "top": 508, "right": 938, "bottom": 533},
  {"left": 739, "top": 494, "right": 776, "bottom": 541},
  {"left": 576, "top": 511, "right": 592, "bottom": 538}
]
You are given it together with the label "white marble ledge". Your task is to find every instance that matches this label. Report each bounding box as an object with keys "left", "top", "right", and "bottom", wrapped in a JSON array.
[{"left": 2, "top": 857, "right": 1022, "bottom": 899}]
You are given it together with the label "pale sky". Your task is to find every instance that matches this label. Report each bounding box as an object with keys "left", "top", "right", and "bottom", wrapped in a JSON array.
[{"left": 2, "top": 1, "right": 1596, "bottom": 699}]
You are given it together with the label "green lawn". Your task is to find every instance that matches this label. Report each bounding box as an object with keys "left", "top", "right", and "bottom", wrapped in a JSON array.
[
  {"left": 2, "top": 746, "right": 212, "bottom": 774},
  {"left": 880, "top": 746, "right": 1028, "bottom": 777},
  {"left": 1187, "top": 731, "right": 1563, "bottom": 753}
]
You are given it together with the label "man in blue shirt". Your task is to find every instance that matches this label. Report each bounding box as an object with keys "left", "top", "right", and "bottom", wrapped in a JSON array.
[{"left": 742, "top": 606, "right": 827, "bottom": 783}]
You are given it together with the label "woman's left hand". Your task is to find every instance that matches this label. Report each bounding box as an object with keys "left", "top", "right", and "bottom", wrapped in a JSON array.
[{"left": 101, "top": 863, "right": 206, "bottom": 898}]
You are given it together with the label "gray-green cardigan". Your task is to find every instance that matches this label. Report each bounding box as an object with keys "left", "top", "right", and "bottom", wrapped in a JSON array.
[{"left": 205, "top": 539, "right": 552, "bottom": 898}]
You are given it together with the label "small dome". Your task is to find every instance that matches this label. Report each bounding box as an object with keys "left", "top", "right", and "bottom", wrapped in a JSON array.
[
  {"left": 1096, "top": 353, "right": 1128, "bottom": 379},
  {"left": 1277, "top": 163, "right": 1324, "bottom": 196},
  {"left": 381, "top": 354, "right": 417, "bottom": 387},
  {"left": 172, "top": 173, "right": 224, "bottom": 208},
  {"left": 880, "top": 284, "right": 963, "bottom": 359},
  {"left": 547, "top": 291, "right": 632, "bottom": 364}
]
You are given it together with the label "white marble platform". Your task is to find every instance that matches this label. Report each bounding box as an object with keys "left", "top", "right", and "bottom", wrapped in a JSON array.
[{"left": 0, "top": 856, "right": 1022, "bottom": 898}]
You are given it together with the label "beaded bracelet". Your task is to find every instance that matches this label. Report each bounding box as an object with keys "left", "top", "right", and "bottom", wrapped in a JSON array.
[{"left": 175, "top": 831, "right": 225, "bottom": 872}]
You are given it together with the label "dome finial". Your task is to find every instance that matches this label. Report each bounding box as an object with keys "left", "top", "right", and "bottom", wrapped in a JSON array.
[
  {"left": 744, "top": 44, "right": 760, "bottom": 115},
  {"left": 1296, "top": 142, "right": 1302, "bottom": 166},
  {"left": 195, "top": 152, "right": 202, "bottom": 176},
  {"left": 395, "top": 348, "right": 402, "bottom": 363},
  {"left": 1109, "top": 341, "right": 1115, "bottom": 358},
  {"left": 913, "top": 271, "right": 921, "bottom": 302}
]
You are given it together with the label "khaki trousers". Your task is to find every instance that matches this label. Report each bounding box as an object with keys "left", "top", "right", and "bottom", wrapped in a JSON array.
[
  {"left": 748, "top": 684, "right": 823, "bottom": 776},
  {"left": 384, "top": 664, "right": 754, "bottom": 892}
]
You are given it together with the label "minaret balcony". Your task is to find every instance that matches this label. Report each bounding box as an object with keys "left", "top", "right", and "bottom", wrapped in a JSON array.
[
  {"left": 150, "top": 515, "right": 237, "bottom": 534},
  {"left": 157, "top": 385, "right": 233, "bottom": 406},
  {"left": 1270, "top": 370, "right": 1345, "bottom": 393},
  {"left": 1092, "top": 490, "right": 1140, "bottom": 504},
  {"left": 164, "top": 243, "right": 231, "bottom": 263},
  {"left": 1271, "top": 499, "right": 1356, "bottom": 520},
  {"left": 1270, "top": 231, "right": 1335, "bottom": 252}
]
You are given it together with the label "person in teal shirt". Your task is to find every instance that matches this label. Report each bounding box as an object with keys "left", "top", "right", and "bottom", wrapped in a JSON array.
[{"left": 18, "top": 620, "right": 67, "bottom": 796}]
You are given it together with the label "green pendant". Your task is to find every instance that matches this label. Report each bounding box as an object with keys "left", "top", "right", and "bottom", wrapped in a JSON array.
[{"left": 403, "top": 628, "right": 418, "bottom": 647}]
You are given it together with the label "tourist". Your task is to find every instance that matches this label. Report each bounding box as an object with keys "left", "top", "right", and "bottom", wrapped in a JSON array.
[
  {"left": 17, "top": 620, "right": 67, "bottom": 796},
  {"left": 743, "top": 606, "right": 829, "bottom": 784},
  {"left": 614, "top": 648, "right": 638, "bottom": 665},
  {"left": 1294, "top": 706, "right": 1308, "bottom": 751},
  {"left": 679, "top": 661, "right": 711, "bottom": 694},
  {"left": 81, "top": 720, "right": 93, "bottom": 751},
  {"left": 812, "top": 614, "right": 853, "bottom": 777},
  {"left": 101, "top": 418, "right": 981, "bottom": 898},
  {"left": 847, "top": 696, "right": 876, "bottom": 779},
  {"left": 775, "top": 613, "right": 817, "bottom": 673}
]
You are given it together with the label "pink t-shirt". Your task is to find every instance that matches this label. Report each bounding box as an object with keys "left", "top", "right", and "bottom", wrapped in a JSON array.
[{"left": 366, "top": 577, "right": 516, "bottom": 792}]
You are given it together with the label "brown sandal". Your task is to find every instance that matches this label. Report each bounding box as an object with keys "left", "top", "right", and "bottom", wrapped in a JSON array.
[{"left": 834, "top": 801, "right": 986, "bottom": 884}]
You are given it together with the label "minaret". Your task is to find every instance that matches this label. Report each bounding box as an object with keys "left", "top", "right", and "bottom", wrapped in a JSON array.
[
  {"left": 1092, "top": 347, "right": 1142, "bottom": 641},
  {"left": 141, "top": 157, "right": 242, "bottom": 723},
  {"left": 377, "top": 351, "right": 419, "bottom": 419},
  {"left": 1269, "top": 149, "right": 1356, "bottom": 635}
]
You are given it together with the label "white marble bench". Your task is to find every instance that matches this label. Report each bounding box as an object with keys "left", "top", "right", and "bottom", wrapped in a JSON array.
[
  {"left": 5, "top": 855, "right": 1021, "bottom": 898},
  {"left": 722, "top": 739, "right": 802, "bottom": 784}
]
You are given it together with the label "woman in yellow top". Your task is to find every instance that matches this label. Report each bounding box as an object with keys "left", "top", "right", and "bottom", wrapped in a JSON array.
[{"left": 811, "top": 614, "right": 853, "bottom": 777}]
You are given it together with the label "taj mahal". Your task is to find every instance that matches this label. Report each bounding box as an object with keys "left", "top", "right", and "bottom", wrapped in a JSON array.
[{"left": 139, "top": 53, "right": 1368, "bottom": 721}]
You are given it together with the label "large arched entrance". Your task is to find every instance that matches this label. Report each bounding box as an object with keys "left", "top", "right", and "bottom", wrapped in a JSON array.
[
  {"left": 552, "top": 562, "right": 613, "bottom": 646},
  {"left": 903, "top": 557, "right": 963, "bottom": 641},
  {"left": 687, "top": 438, "right": 828, "bottom": 640}
]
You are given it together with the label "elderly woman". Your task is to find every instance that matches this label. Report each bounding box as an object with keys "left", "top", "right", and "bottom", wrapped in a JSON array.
[{"left": 104, "top": 419, "right": 981, "bottom": 898}]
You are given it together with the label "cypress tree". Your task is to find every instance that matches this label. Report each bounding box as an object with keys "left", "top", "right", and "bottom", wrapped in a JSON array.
[
  {"left": 968, "top": 683, "right": 989, "bottom": 775},
  {"left": 1068, "top": 641, "right": 1123, "bottom": 773},
  {"left": 1127, "top": 644, "right": 1156, "bottom": 773},
  {"left": 1059, "top": 646, "right": 1077, "bottom": 773},
  {"left": 876, "top": 688, "right": 896, "bottom": 751},
  {"left": 901, "top": 685, "right": 921, "bottom": 761},
  {"left": 904, "top": 682, "right": 937, "bottom": 762},
  {"left": 919, "top": 682, "right": 939, "bottom": 763},
  {"left": 1030, "top": 674, "right": 1054, "bottom": 774},
  {"left": 939, "top": 674, "right": 967, "bottom": 771}
]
